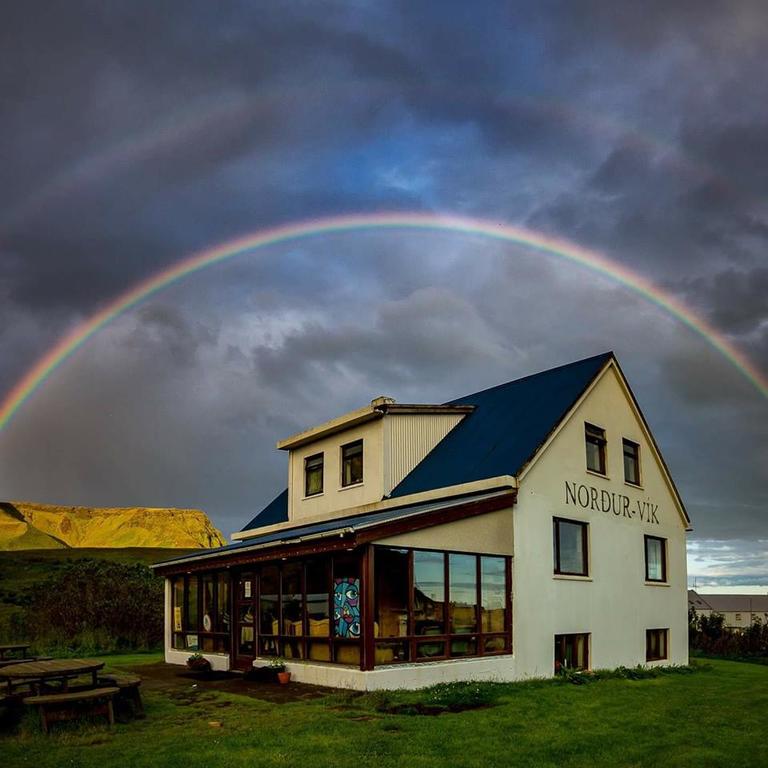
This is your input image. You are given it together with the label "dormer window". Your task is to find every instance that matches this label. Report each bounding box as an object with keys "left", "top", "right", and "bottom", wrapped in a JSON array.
[
  {"left": 341, "top": 440, "right": 363, "bottom": 487},
  {"left": 305, "top": 453, "right": 324, "bottom": 496}
]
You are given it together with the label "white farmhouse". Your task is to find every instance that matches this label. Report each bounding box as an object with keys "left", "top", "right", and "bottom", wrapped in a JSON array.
[{"left": 154, "top": 352, "right": 690, "bottom": 689}]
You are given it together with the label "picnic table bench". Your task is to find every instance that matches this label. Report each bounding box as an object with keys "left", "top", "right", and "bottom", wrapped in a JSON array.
[
  {"left": 0, "top": 643, "right": 31, "bottom": 661},
  {"left": 24, "top": 687, "right": 119, "bottom": 733},
  {"left": 98, "top": 674, "right": 145, "bottom": 718},
  {"left": 0, "top": 658, "right": 104, "bottom": 695},
  {"left": 0, "top": 656, "right": 52, "bottom": 669}
]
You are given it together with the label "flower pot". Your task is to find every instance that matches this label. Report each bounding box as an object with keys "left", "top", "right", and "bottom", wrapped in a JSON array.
[{"left": 277, "top": 671, "right": 291, "bottom": 685}]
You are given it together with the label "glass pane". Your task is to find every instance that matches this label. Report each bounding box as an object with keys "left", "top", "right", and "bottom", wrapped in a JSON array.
[
  {"left": 556, "top": 520, "right": 586, "bottom": 575},
  {"left": 260, "top": 565, "right": 279, "bottom": 635},
  {"left": 646, "top": 538, "right": 663, "bottom": 580},
  {"left": 239, "top": 605, "right": 255, "bottom": 624},
  {"left": 172, "top": 578, "right": 184, "bottom": 633},
  {"left": 281, "top": 562, "right": 304, "bottom": 635},
  {"left": 187, "top": 577, "right": 199, "bottom": 630},
  {"left": 483, "top": 635, "right": 506, "bottom": 653},
  {"left": 623, "top": 442, "right": 639, "bottom": 484},
  {"left": 481, "top": 557, "right": 506, "bottom": 633},
  {"left": 334, "top": 643, "right": 360, "bottom": 665},
  {"left": 416, "top": 640, "right": 444, "bottom": 659},
  {"left": 414, "top": 551, "right": 445, "bottom": 635},
  {"left": 555, "top": 634, "right": 588, "bottom": 670},
  {"left": 305, "top": 454, "right": 323, "bottom": 496},
  {"left": 333, "top": 555, "right": 361, "bottom": 639},
  {"left": 283, "top": 637, "right": 304, "bottom": 660},
  {"left": 574, "top": 634, "right": 587, "bottom": 668},
  {"left": 240, "top": 575, "right": 254, "bottom": 601},
  {"left": 334, "top": 578, "right": 361, "bottom": 638},
  {"left": 375, "top": 548, "right": 409, "bottom": 637},
  {"left": 306, "top": 559, "right": 330, "bottom": 634},
  {"left": 216, "top": 573, "right": 230, "bottom": 633},
  {"left": 173, "top": 633, "right": 185, "bottom": 651},
  {"left": 375, "top": 641, "right": 409, "bottom": 664},
  {"left": 308, "top": 640, "right": 332, "bottom": 662},
  {"left": 586, "top": 440, "right": 602, "bottom": 472},
  {"left": 259, "top": 636, "right": 279, "bottom": 656},
  {"left": 342, "top": 441, "right": 363, "bottom": 486},
  {"left": 449, "top": 554, "right": 477, "bottom": 633},
  {"left": 450, "top": 638, "right": 476, "bottom": 657},
  {"left": 202, "top": 575, "right": 214, "bottom": 632}
]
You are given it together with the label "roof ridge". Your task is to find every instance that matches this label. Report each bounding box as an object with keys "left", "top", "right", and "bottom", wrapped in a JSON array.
[{"left": 446, "top": 351, "right": 614, "bottom": 404}]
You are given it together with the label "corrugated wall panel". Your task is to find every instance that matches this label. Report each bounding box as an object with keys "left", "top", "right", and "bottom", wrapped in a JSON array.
[{"left": 386, "top": 414, "right": 465, "bottom": 494}]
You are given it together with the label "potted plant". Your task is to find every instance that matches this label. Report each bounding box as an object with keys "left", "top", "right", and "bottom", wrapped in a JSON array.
[
  {"left": 186, "top": 652, "right": 212, "bottom": 674},
  {"left": 270, "top": 657, "right": 291, "bottom": 684}
]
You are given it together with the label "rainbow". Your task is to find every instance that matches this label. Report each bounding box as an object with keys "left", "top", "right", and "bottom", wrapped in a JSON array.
[{"left": 1, "top": 211, "right": 766, "bottom": 431}]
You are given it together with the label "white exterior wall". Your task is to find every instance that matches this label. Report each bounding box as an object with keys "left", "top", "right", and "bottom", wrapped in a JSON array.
[
  {"left": 376, "top": 504, "right": 514, "bottom": 556},
  {"left": 267, "top": 655, "right": 517, "bottom": 690},
  {"left": 288, "top": 419, "right": 385, "bottom": 522},
  {"left": 383, "top": 413, "right": 465, "bottom": 494},
  {"left": 511, "top": 365, "right": 689, "bottom": 677}
]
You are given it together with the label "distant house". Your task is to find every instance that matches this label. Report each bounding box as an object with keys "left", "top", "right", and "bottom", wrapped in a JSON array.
[
  {"left": 688, "top": 590, "right": 768, "bottom": 630},
  {"left": 153, "top": 352, "right": 690, "bottom": 690}
]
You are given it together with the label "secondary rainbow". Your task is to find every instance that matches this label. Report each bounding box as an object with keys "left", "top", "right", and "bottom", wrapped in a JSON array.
[{"left": 1, "top": 211, "right": 766, "bottom": 431}]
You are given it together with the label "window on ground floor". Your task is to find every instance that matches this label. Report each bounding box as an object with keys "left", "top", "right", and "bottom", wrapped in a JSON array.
[
  {"left": 373, "top": 546, "right": 512, "bottom": 664},
  {"left": 554, "top": 633, "right": 589, "bottom": 672},
  {"left": 171, "top": 571, "right": 230, "bottom": 653},
  {"left": 171, "top": 547, "right": 511, "bottom": 668},
  {"left": 646, "top": 628, "right": 668, "bottom": 661}
]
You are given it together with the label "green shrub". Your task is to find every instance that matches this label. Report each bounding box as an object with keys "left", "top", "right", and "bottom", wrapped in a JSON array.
[{"left": 23, "top": 559, "right": 163, "bottom": 653}]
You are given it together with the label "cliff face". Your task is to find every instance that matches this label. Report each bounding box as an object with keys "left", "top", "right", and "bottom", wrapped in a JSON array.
[{"left": 0, "top": 501, "right": 226, "bottom": 550}]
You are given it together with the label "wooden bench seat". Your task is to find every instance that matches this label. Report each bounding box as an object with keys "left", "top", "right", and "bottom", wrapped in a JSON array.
[
  {"left": 24, "top": 687, "right": 119, "bottom": 733},
  {"left": 97, "top": 675, "right": 144, "bottom": 718}
]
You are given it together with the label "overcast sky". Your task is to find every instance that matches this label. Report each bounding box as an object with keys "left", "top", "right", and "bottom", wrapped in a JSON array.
[{"left": 0, "top": 2, "right": 766, "bottom": 586}]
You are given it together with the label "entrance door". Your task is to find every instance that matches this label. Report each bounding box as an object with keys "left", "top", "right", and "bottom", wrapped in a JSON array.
[{"left": 232, "top": 571, "right": 258, "bottom": 671}]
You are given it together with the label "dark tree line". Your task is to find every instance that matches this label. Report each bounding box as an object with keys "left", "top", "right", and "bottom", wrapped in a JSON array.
[
  {"left": 15, "top": 559, "right": 163, "bottom": 652},
  {"left": 689, "top": 607, "right": 768, "bottom": 658}
]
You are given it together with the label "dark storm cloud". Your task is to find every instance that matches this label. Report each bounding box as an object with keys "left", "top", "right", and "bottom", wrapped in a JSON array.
[
  {"left": 671, "top": 267, "right": 768, "bottom": 336},
  {"left": 1, "top": 1, "right": 767, "bottom": 583}
]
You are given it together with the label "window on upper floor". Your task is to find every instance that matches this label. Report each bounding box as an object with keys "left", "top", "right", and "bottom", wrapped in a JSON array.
[
  {"left": 585, "top": 423, "right": 606, "bottom": 475},
  {"left": 553, "top": 517, "right": 589, "bottom": 577},
  {"left": 304, "top": 453, "right": 324, "bottom": 497},
  {"left": 735, "top": 613, "right": 742, "bottom": 622},
  {"left": 644, "top": 535, "right": 667, "bottom": 582},
  {"left": 623, "top": 439, "right": 641, "bottom": 486},
  {"left": 341, "top": 440, "right": 363, "bottom": 487},
  {"left": 646, "top": 628, "right": 668, "bottom": 661}
]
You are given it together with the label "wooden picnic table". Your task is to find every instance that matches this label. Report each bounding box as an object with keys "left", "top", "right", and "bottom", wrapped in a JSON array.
[
  {"left": 0, "top": 658, "right": 104, "bottom": 695},
  {"left": 0, "top": 643, "right": 31, "bottom": 660}
]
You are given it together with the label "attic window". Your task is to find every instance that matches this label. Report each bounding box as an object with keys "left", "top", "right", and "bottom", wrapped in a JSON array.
[
  {"left": 341, "top": 440, "right": 363, "bottom": 487},
  {"left": 585, "top": 423, "right": 606, "bottom": 475},
  {"left": 305, "top": 453, "right": 324, "bottom": 497},
  {"left": 623, "top": 439, "right": 641, "bottom": 485}
]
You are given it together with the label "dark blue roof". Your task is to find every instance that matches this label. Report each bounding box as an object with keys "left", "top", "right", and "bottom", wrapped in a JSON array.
[
  {"left": 391, "top": 352, "right": 614, "bottom": 498},
  {"left": 240, "top": 488, "right": 288, "bottom": 532}
]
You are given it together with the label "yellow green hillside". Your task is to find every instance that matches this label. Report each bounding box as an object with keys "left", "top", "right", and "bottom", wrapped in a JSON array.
[{"left": 0, "top": 501, "right": 226, "bottom": 550}]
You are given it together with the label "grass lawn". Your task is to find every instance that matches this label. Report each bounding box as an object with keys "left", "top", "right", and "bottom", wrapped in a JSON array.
[{"left": 3, "top": 657, "right": 768, "bottom": 768}]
